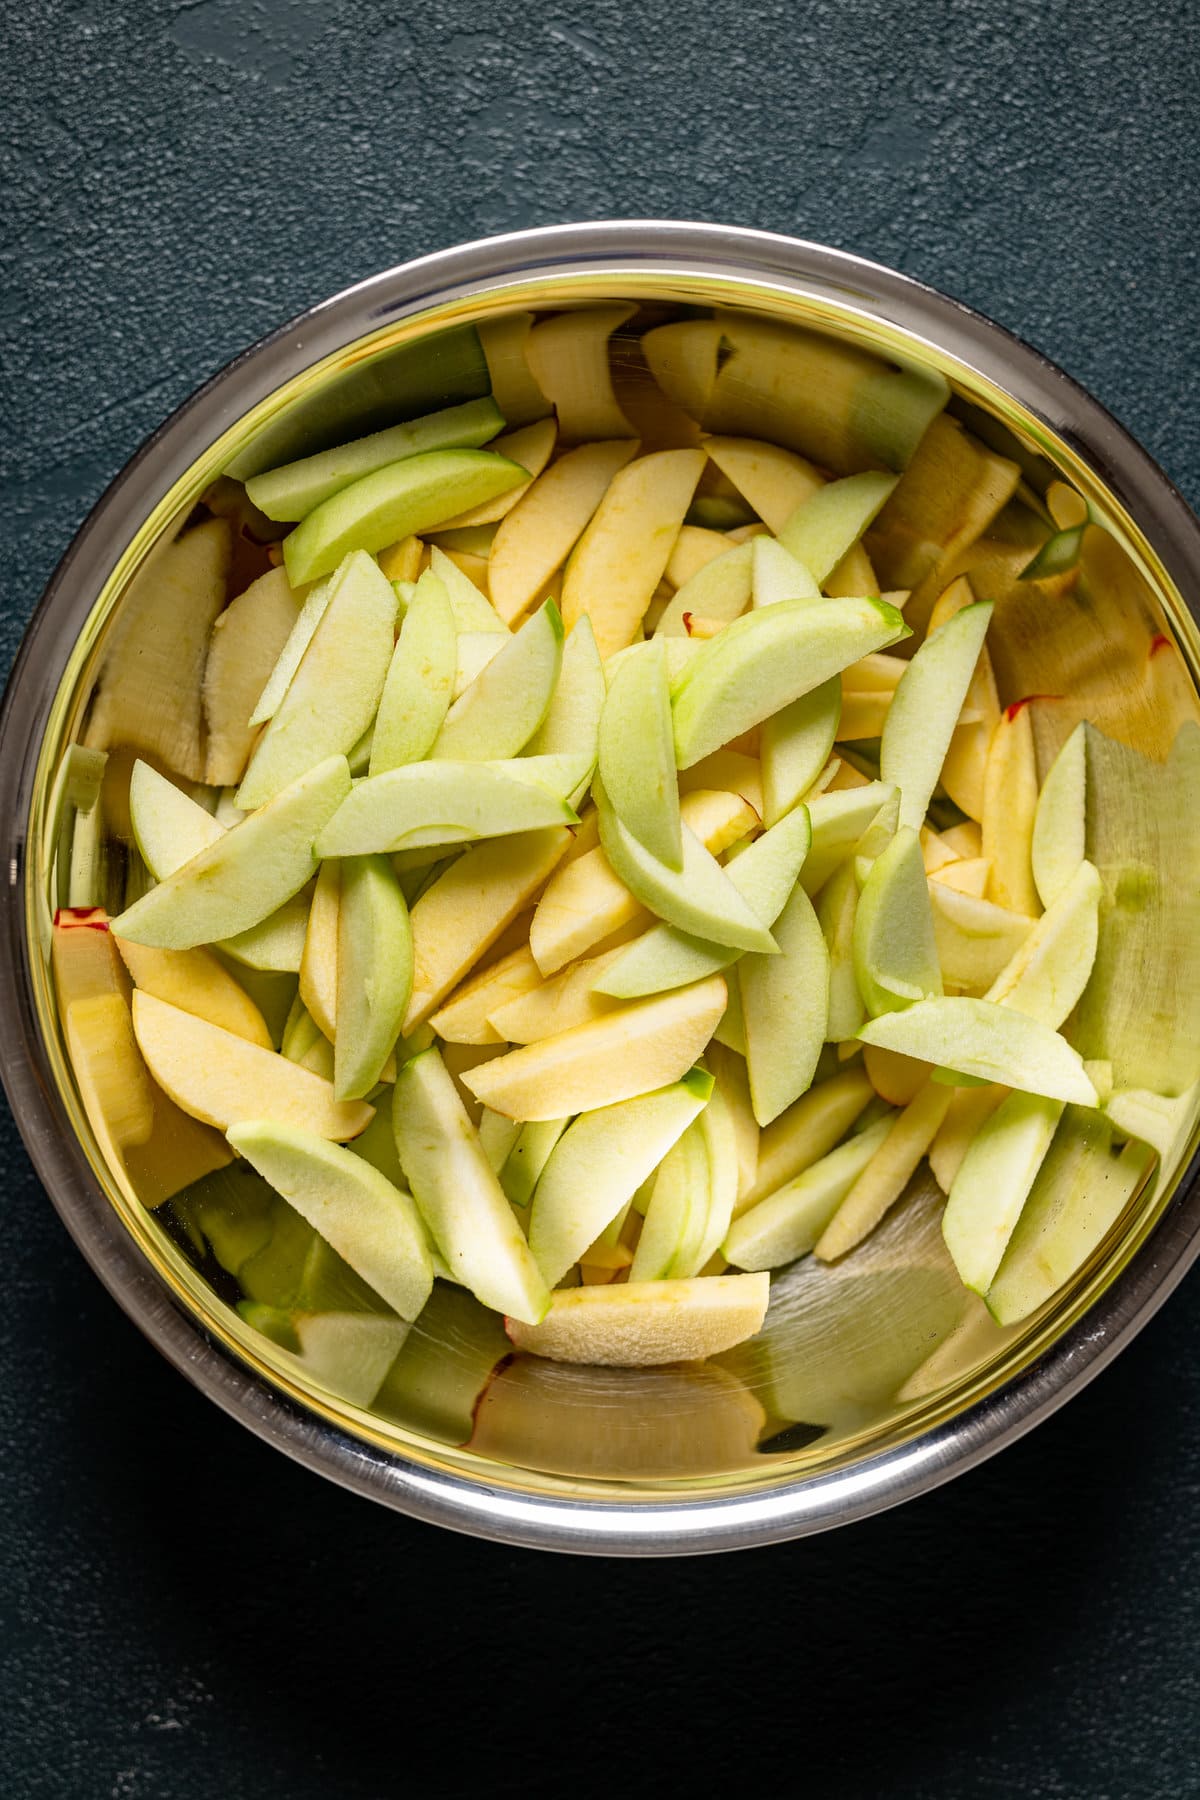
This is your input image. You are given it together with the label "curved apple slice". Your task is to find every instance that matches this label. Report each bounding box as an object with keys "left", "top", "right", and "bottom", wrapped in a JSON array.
[
  {"left": 983, "top": 859, "right": 1102, "bottom": 1029},
  {"left": 738, "top": 1066, "right": 874, "bottom": 1214},
  {"left": 432, "top": 599, "right": 563, "bottom": 762},
  {"left": 777, "top": 471, "right": 898, "bottom": 584},
  {"left": 598, "top": 638, "right": 682, "bottom": 869},
  {"left": 526, "top": 617, "right": 604, "bottom": 787},
  {"left": 703, "top": 437, "right": 825, "bottom": 533},
  {"left": 113, "top": 936, "right": 272, "bottom": 1049},
  {"left": 929, "top": 883, "right": 1036, "bottom": 993},
  {"left": 249, "top": 577, "right": 333, "bottom": 727},
  {"left": 316, "top": 757, "right": 584, "bottom": 857},
  {"left": 630, "top": 1119, "right": 711, "bottom": 1283},
  {"left": 598, "top": 788, "right": 776, "bottom": 954},
  {"left": 499, "top": 1117, "right": 572, "bottom": 1209},
  {"left": 752, "top": 535, "right": 821, "bottom": 606},
  {"left": 489, "top": 441, "right": 640, "bottom": 627},
  {"left": 335, "top": 854, "right": 412, "bottom": 1101},
  {"left": 858, "top": 998, "right": 1099, "bottom": 1106},
  {"left": 203, "top": 567, "right": 304, "bottom": 786},
  {"left": 880, "top": 600, "right": 994, "bottom": 832},
  {"left": 369, "top": 569, "right": 457, "bottom": 774},
  {"left": 299, "top": 859, "right": 340, "bottom": 1040},
  {"left": 942, "top": 1090, "right": 1065, "bottom": 1294},
  {"left": 801, "top": 781, "right": 899, "bottom": 896},
  {"left": 653, "top": 541, "right": 753, "bottom": 639},
  {"left": 725, "top": 1114, "right": 894, "bottom": 1271},
  {"left": 761, "top": 677, "right": 841, "bottom": 827},
  {"left": 813, "top": 1082, "right": 953, "bottom": 1261},
  {"left": 740, "top": 881, "right": 830, "bottom": 1126},
  {"left": 504, "top": 1273, "right": 770, "bottom": 1366},
  {"left": 853, "top": 825, "right": 942, "bottom": 1017},
  {"left": 1031, "top": 720, "right": 1086, "bottom": 909},
  {"left": 981, "top": 701, "right": 1040, "bottom": 915}
]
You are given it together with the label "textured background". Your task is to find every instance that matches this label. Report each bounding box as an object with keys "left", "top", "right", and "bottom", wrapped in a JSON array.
[{"left": 4, "top": 3, "right": 1200, "bottom": 1795}]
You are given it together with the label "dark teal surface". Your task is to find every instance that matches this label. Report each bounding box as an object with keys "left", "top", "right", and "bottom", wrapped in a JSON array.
[{"left": 4, "top": 4, "right": 1200, "bottom": 1794}]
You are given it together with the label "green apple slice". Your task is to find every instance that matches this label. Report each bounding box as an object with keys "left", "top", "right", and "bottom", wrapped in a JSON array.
[
  {"left": 334, "top": 855, "right": 412, "bottom": 1101},
  {"left": 653, "top": 541, "right": 753, "bottom": 639},
  {"left": 114, "top": 756, "right": 350, "bottom": 950},
  {"left": 671, "top": 595, "right": 909, "bottom": 770},
  {"left": 477, "top": 1106, "right": 523, "bottom": 1174},
  {"left": 526, "top": 616, "right": 604, "bottom": 808},
  {"left": 128, "top": 759, "right": 223, "bottom": 878},
  {"left": 283, "top": 449, "right": 529, "bottom": 586},
  {"left": 432, "top": 599, "right": 563, "bottom": 761},
  {"left": 245, "top": 396, "right": 506, "bottom": 521},
  {"left": 426, "top": 546, "right": 508, "bottom": 636},
  {"left": 761, "top": 677, "right": 842, "bottom": 826},
  {"left": 597, "top": 785, "right": 777, "bottom": 954},
  {"left": 391, "top": 1048, "right": 550, "bottom": 1324},
  {"left": 737, "top": 1065, "right": 875, "bottom": 1212},
  {"left": 986, "top": 1108, "right": 1155, "bottom": 1325},
  {"left": 688, "top": 1083, "right": 741, "bottom": 1274},
  {"left": 1106, "top": 1082, "right": 1200, "bottom": 1201},
  {"left": 236, "top": 552, "right": 396, "bottom": 810},
  {"left": 1031, "top": 721, "right": 1086, "bottom": 909},
  {"left": 316, "top": 756, "right": 586, "bottom": 857},
  {"left": 488, "top": 440, "right": 640, "bottom": 627},
  {"left": 817, "top": 860, "right": 866, "bottom": 1042},
  {"left": 248, "top": 577, "right": 333, "bottom": 727},
  {"left": 853, "top": 825, "right": 943, "bottom": 1017},
  {"left": 724, "top": 1114, "right": 893, "bottom": 1270},
  {"left": 503, "top": 1273, "right": 770, "bottom": 1366},
  {"left": 460, "top": 975, "right": 728, "bottom": 1121},
  {"left": 528, "top": 1069, "right": 712, "bottom": 1286},
  {"left": 219, "top": 892, "right": 312, "bottom": 972},
  {"left": 814, "top": 1080, "right": 952, "bottom": 1259},
  {"left": 226, "top": 1121, "right": 433, "bottom": 1320},
  {"left": 983, "top": 859, "right": 1102, "bottom": 1028},
  {"left": 369, "top": 569, "right": 457, "bottom": 773},
  {"left": 752, "top": 534, "right": 821, "bottom": 606},
  {"left": 929, "top": 883, "right": 1036, "bottom": 991},
  {"left": 597, "top": 638, "right": 682, "bottom": 868},
  {"left": 593, "top": 801, "right": 811, "bottom": 999},
  {"left": 203, "top": 567, "right": 304, "bottom": 785},
  {"left": 777, "top": 471, "right": 898, "bottom": 583},
  {"left": 499, "top": 1117, "right": 572, "bottom": 1208},
  {"left": 628, "top": 1121, "right": 709, "bottom": 1282},
  {"left": 739, "top": 881, "right": 830, "bottom": 1126},
  {"left": 880, "top": 600, "right": 994, "bottom": 831},
  {"left": 858, "top": 997, "right": 1098, "bottom": 1105},
  {"left": 942, "top": 1090, "right": 1065, "bottom": 1294},
  {"left": 801, "top": 782, "right": 899, "bottom": 895}
]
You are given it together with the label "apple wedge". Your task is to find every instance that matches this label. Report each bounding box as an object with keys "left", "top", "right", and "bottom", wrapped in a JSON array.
[
  {"left": 369, "top": 568, "right": 457, "bottom": 774},
  {"left": 739, "top": 881, "right": 830, "bottom": 1126},
  {"left": 777, "top": 471, "right": 898, "bottom": 584},
  {"left": 814, "top": 1080, "right": 952, "bottom": 1260},
  {"left": 248, "top": 577, "right": 333, "bottom": 727},
  {"left": 477, "top": 311, "right": 552, "bottom": 428},
  {"left": 853, "top": 825, "right": 942, "bottom": 1017},
  {"left": 924, "top": 574, "right": 1001, "bottom": 822},
  {"left": 671, "top": 595, "right": 908, "bottom": 770},
  {"left": 983, "top": 859, "right": 1102, "bottom": 1029},
  {"left": 598, "top": 639, "right": 682, "bottom": 868},
  {"left": 488, "top": 948, "right": 624, "bottom": 1044},
  {"left": 460, "top": 975, "right": 728, "bottom": 1122},
  {"left": 629, "top": 1119, "right": 711, "bottom": 1282},
  {"left": 66, "top": 991, "right": 157, "bottom": 1154},
  {"left": 752, "top": 535, "right": 822, "bottom": 606},
  {"left": 477, "top": 1106, "right": 523, "bottom": 1173},
  {"left": 737, "top": 1066, "right": 874, "bottom": 1213},
  {"left": 299, "top": 858, "right": 339, "bottom": 1040},
  {"left": 561, "top": 448, "right": 706, "bottom": 659},
  {"left": 114, "top": 756, "right": 349, "bottom": 950},
  {"left": 226, "top": 1122, "right": 433, "bottom": 1321},
  {"left": 801, "top": 782, "right": 899, "bottom": 895},
  {"left": 391, "top": 1048, "right": 550, "bottom": 1323},
  {"left": 653, "top": 541, "right": 753, "bottom": 639},
  {"left": 703, "top": 436, "right": 825, "bottom": 532},
  {"left": 528, "top": 1069, "right": 712, "bottom": 1286},
  {"left": 929, "top": 883, "right": 1036, "bottom": 992},
  {"left": 942, "top": 1090, "right": 1065, "bottom": 1294},
  {"left": 335, "top": 854, "right": 412, "bottom": 1100},
  {"left": 439, "top": 417, "right": 558, "bottom": 528},
  {"left": 724, "top": 1114, "right": 894, "bottom": 1270},
  {"left": 641, "top": 319, "right": 723, "bottom": 419},
  {"left": 498, "top": 1117, "right": 571, "bottom": 1208},
  {"left": 113, "top": 936, "right": 272, "bottom": 1048},
  {"left": 1031, "top": 721, "right": 1086, "bottom": 909},
  {"left": 982, "top": 701, "right": 1041, "bottom": 915},
  {"left": 488, "top": 440, "right": 640, "bottom": 626},
  {"left": 761, "top": 678, "right": 842, "bottom": 828},
  {"left": 431, "top": 599, "right": 562, "bottom": 762},
  {"left": 202, "top": 567, "right": 304, "bottom": 786},
  {"left": 665, "top": 525, "right": 730, "bottom": 588},
  {"left": 858, "top": 998, "right": 1099, "bottom": 1105},
  {"left": 817, "top": 861, "right": 865, "bottom": 1042},
  {"left": 504, "top": 1273, "right": 770, "bottom": 1366},
  {"left": 236, "top": 552, "right": 396, "bottom": 809},
  {"left": 283, "top": 448, "right": 529, "bottom": 586},
  {"left": 429, "top": 945, "right": 543, "bottom": 1046},
  {"left": 880, "top": 600, "right": 994, "bottom": 832},
  {"left": 526, "top": 617, "right": 604, "bottom": 781},
  {"left": 316, "top": 756, "right": 585, "bottom": 857},
  {"left": 927, "top": 1084, "right": 1008, "bottom": 1193},
  {"left": 128, "top": 759, "right": 224, "bottom": 880},
  {"left": 133, "top": 992, "right": 372, "bottom": 1138}
]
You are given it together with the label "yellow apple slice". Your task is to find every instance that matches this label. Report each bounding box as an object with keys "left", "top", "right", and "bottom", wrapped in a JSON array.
[
  {"left": 113, "top": 936, "right": 272, "bottom": 1048},
  {"left": 429, "top": 945, "right": 543, "bottom": 1045},
  {"left": 488, "top": 440, "right": 640, "bottom": 626},
  {"left": 982, "top": 701, "right": 1041, "bottom": 915},
  {"left": 460, "top": 975, "right": 727, "bottom": 1122},
  {"left": 299, "top": 858, "right": 340, "bottom": 1041},
  {"left": 640, "top": 320, "right": 723, "bottom": 419},
  {"left": 825, "top": 539, "right": 879, "bottom": 597},
  {"left": 862, "top": 1043, "right": 932, "bottom": 1107},
  {"left": 814, "top": 1080, "right": 953, "bottom": 1260},
  {"left": 504, "top": 1272, "right": 770, "bottom": 1366},
  {"left": 702, "top": 436, "right": 825, "bottom": 532},
  {"left": 562, "top": 448, "right": 706, "bottom": 659},
  {"left": 439, "top": 417, "right": 558, "bottom": 527},
  {"left": 983, "top": 859, "right": 1102, "bottom": 1029},
  {"left": 736, "top": 1066, "right": 874, "bottom": 1214},
  {"left": 925, "top": 575, "right": 1001, "bottom": 822},
  {"left": 525, "top": 304, "right": 637, "bottom": 441},
  {"left": 929, "top": 882, "right": 1036, "bottom": 992},
  {"left": 369, "top": 568, "right": 457, "bottom": 774},
  {"left": 66, "top": 992, "right": 157, "bottom": 1153},
  {"left": 724, "top": 1115, "right": 894, "bottom": 1270},
  {"left": 477, "top": 311, "right": 552, "bottom": 427},
  {"left": 665, "top": 525, "right": 730, "bottom": 588},
  {"left": 132, "top": 992, "right": 372, "bottom": 1138},
  {"left": 203, "top": 566, "right": 303, "bottom": 786},
  {"left": 488, "top": 946, "right": 624, "bottom": 1044},
  {"left": 929, "top": 857, "right": 992, "bottom": 898},
  {"left": 927, "top": 1083, "right": 1008, "bottom": 1193},
  {"left": 376, "top": 535, "right": 424, "bottom": 582}
]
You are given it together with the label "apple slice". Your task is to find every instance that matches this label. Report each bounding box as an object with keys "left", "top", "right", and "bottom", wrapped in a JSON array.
[
  {"left": 677, "top": 748, "right": 763, "bottom": 816},
  {"left": 499, "top": 1117, "right": 572, "bottom": 1209},
  {"left": 113, "top": 936, "right": 272, "bottom": 1048},
  {"left": 593, "top": 800, "right": 811, "bottom": 1000},
  {"left": 368, "top": 569, "right": 457, "bottom": 774},
  {"left": 777, "top": 471, "right": 898, "bottom": 583},
  {"left": 524, "top": 304, "right": 637, "bottom": 440},
  {"left": 986, "top": 1109, "right": 1155, "bottom": 1325},
  {"left": 528, "top": 1069, "right": 712, "bottom": 1285},
  {"left": 203, "top": 567, "right": 303, "bottom": 786},
  {"left": 814, "top": 1080, "right": 952, "bottom": 1260},
  {"left": 815, "top": 862, "right": 862, "bottom": 1043},
  {"left": 653, "top": 542, "right": 753, "bottom": 639},
  {"left": 927, "top": 1083, "right": 1008, "bottom": 1193},
  {"left": 478, "top": 1105, "right": 523, "bottom": 1174},
  {"left": 431, "top": 599, "right": 563, "bottom": 761},
  {"left": 598, "top": 639, "right": 682, "bottom": 868},
  {"left": 488, "top": 440, "right": 640, "bottom": 626},
  {"left": 334, "top": 855, "right": 412, "bottom": 1101},
  {"left": 429, "top": 945, "right": 542, "bottom": 1046},
  {"left": 739, "top": 881, "right": 830, "bottom": 1126},
  {"left": 922, "top": 575, "right": 1001, "bottom": 822},
  {"left": 629, "top": 1118, "right": 711, "bottom": 1282},
  {"left": 736, "top": 1066, "right": 874, "bottom": 1214},
  {"left": 504, "top": 1273, "right": 770, "bottom": 1366},
  {"left": 724, "top": 1114, "right": 894, "bottom": 1270},
  {"left": 299, "top": 858, "right": 339, "bottom": 1040},
  {"left": 226, "top": 1121, "right": 432, "bottom": 1319},
  {"left": 561, "top": 448, "right": 706, "bottom": 659},
  {"left": 690, "top": 1082, "right": 740, "bottom": 1272},
  {"left": 488, "top": 947, "right": 623, "bottom": 1044},
  {"left": 478, "top": 311, "right": 552, "bottom": 427},
  {"left": 133, "top": 991, "right": 371, "bottom": 1137},
  {"left": 526, "top": 615, "right": 604, "bottom": 787},
  {"left": 283, "top": 449, "right": 529, "bottom": 586},
  {"left": 983, "top": 859, "right": 1102, "bottom": 1028},
  {"left": 248, "top": 577, "right": 333, "bottom": 727},
  {"left": 237, "top": 552, "right": 396, "bottom": 809},
  {"left": 929, "top": 883, "right": 1036, "bottom": 992},
  {"left": 929, "top": 857, "right": 992, "bottom": 898},
  {"left": 853, "top": 825, "right": 942, "bottom": 1017},
  {"left": 244, "top": 396, "right": 506, "bottom": 521},
  {"left": 66, "top": 991, "right": 157, "bottom": 1154},
  {"left": 761, "top": 679, "right": 842, "bottom": 827},
  {"left": 1031, "top": 721, "right": 1086, "bottom": 909},
  {"left": 219, "top": 892, "right": 311, "bottom": 973},
  {"left": 318, "top": 756, "right": 584, "bottom": 858},
  {"left": 641, "top": 320, "right": 723, "bottom": 418},
  {"left": 859, "top": 998, "right": 1099, "bottom": 1105},
  {"left": 801, "top": 782, "right": 899, "bottom": 895},
  {"left": 426, "top": 544, "right": 507, "bottom": 633},
  {"left": 672, "top": 595, "right": 909, "bottom": 769},
  {"left": 942, "top": 1090, "right": 1065, "bottom": 1293},
  {"left": 665, "top": 525, "right": 729, "bottom": 588},
  {"left": 461, "top": 976, "right": 727, "bottom": 1122},
  {"left": 439, "top": 418, "right": 558, "bottom": 528},
  {"left": 862, "top": 1043, "right": 930, "bottom": 1106},
  {"left": 703, "top": 436, "right": 825, "bottom": 532},
  {"left": 128, "top": 760, "right": 224, "bottom": 880},
  {"left": 982, "top": 701, "right": 1041, "bottom": 915},
  {"left": 114, "top": 756, "right": 349, "bottom": 950},
  {"left": 404, "top": 827, "right": 571, "bottom": 1029},
  {"left": 391, "top": 1047, "right": 550, "bottom": 1323},
  {"left": 879, "top": 599, "right": 995, "bottom": 832},
  {"left": 752, "top": 535, "right": 822, "bottom": 606}
]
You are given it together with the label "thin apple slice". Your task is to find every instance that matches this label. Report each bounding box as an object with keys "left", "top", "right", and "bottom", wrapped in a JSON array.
[
  {"left": 203, "top": 567, "right": 303, "bottom": 786},
  {"left": 853, "top": 825, "right": 942, "bottom": 1017},
  {"left": 640, "top": 320, "right": 723, "bottom": 418},
  {"left": 598, "top": 787, "right": 775, "bottom": 954},
  {"left": 429, "top": 946, "right": 542, "bottom": 1046},
  {"left": 761, "top": 679, "right": 842, "bottom": 827},
  {"left": 862, "top": 1043, "right": 930, "bottom": 1106},
  {"left": 677, "top": 749, "right": 763, "bottom": 816},
  {"left": 334, "top": 855, "right": 412, "bottom": 1100},
  {"left": 281, "top": 1000, "right": 335, "bottom": 1079},
  {"left": 739, "top": 882, "right": 829, "bottom": 1126},
  {"left": 598, "top": 639, "right": 682, "bottom": 868},
  {"left": 404, "top": 827, "right": 570, "bottom": 1029},
  {"left": 942, "top": 1090, "right": 1065, "bottom": 1294},
  {"left": 432, "top": 599, "right": 563, "bottom": 761},
  {"left": 219, "top": 892, "right": 311, "bottom": 973},
  {"left": 133, "top": 992, "right": 371, "bottom": 1138},
  {"left": 983, "top": 859, "right": 1102, "bottom": 1028},
  {"left": 752, "top": 535, "right": 822, "bottom": 606},
  {"left": 1031, "top": 721, "right": 1086, "bottom": 909},
  {"left": 665, "top": 525, "right": 729, "bottom": 588},
  {"left": 499, "top": 1117, "right": 572, "bottom": 1208},
  {"left": 653, "top": 542, "right": 753, "bottom": 639},
  {"left": 488, "top": 441, "right": 640, "bottom": 627},
  {"left": 924, "top": 575, "right": 1001, "bottom": 822},
  {"left": 986, "top": 1110, "right": 1155, "bottom": 1325},
  {"left": 245, "top": 396, "right": 505, "bottom": 521},
  {"left": 426, "top": 544, "right": 507, "bottom": 634},
  {"left": 562, "top": 448, "right": 706, "bottom": 659},
  {"left": 825, "top": 540, "right": 880, "bottom": 597},
  {"left": 488, "top": 948, "right": 623, "bottom": 1044},
  {"left": 316, "top": 756, "right": 584, "bottom": 857},
  {"left": 628, "top": 1122, "right": 708, "bottom": 1282},
  {"left": 113, "top": 936, "right": 272, "bottom": 1048},
  {"left": 283, "top": 449, "right": 528, "bottom": 586},
  {"left": 478, "top": 1105, "right": 523, "bottom": 1173},
  {"left": 114, "top": 756, "right": 350, "bottom": 950},
  {"left": 672, "top": 595, "right": 908, "bottom": 770},
  {"left": 128, "top": 760, "right": 223, "bottom": 879},
  {"left": 66, "top": 992, "right": 157, "bottom": 1153},
  {"left": 929, "top": 882, "right": 1036, "bottom": 992},
  {"left": 859, "top": 998, "right": 1099, "bottom": 1105},
  {"left": 528, "top": 1070, "right": 712, "bottom": 1286},
  {"left": 1106, "top": 1082, "right": 1200, "bottom": 1201},
  {"left": 248, "top": 577, "right": 333, "bottom": 727},
  {"left": 526, "top": 617, "right": 604, "bottom": 793},
  {"left": 227, "top": 1121, "right": 432, "bottom": 1320},
  {"left": 478, "top": 311, "right": 552, "bottom": 427},
  {"left": 927, "top": 1084, "right": 1008, "bottom": 1193},
  {"left": 801, "top": 782, "right": 899, "bottom": 895},
  {"left": 929, "top": 857, "right": 992, "bottom": 898},
  {"left": 736, "top": 1066, "right": 874, "bottom": 1214},
  {"left": 391, "top": 1048, "right": 549, "bottom": 1323},
  {"left": 461, "top": 976, "right": 727, "bottom": 1122},
  {"left": 777, "top": 471, "right": 898, "bottom": 583},
  {"left": 439, "top": 418, "right": 558, "bottom": 528},
  {"left": 299, "top": 858, "right": 339, "bottom": 1040},
  {"left": 237, "top": 552, "right": 396, "bottom": 809},
  {"left": 525, "top": 304, "right": 637, "bottom": 441},
  {"left": 368, "top": 569, "right": 457, "bottom": 774},
  {"left": 504, "top": 1273, "right": 770, "bottom": 1366},
  {"left": 725, "top": 1114, "right": 893, "bottom": 1270},
  {"left": 814, "top": 1080, "right": 953, "bottom": 1260},
  {"left": 982, "top": 701, "right": 1041, "bottom": 915},
  {"left": 816, "top": 861, "right": 864, "bottom": 1042},
  {"left": 880, "top": 600, "right": 994, "bottom": 831},
  {"left": 703, "top": 436, "right": 825, "bottom": 532}
]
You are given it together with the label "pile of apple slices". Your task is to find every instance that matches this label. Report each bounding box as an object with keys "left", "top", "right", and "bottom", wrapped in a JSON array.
[{"left": 71, "top": 358, "right": 1186, "bottom": 1369}]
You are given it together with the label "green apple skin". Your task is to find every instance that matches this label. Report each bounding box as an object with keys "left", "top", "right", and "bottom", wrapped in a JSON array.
[
  {"left": 740, "top": 880, "right": 831, "bottom": 1126},
  {"left": 777, "top": 470, "right": 898, "bottom": 583},
  {"left": 724, "top": 1114, "right": 893, "bottom": 1270},
  {"left": 113, "top": 756, "right": 351, "bottom": 951},
  {"left": 283, "top": 449, "right": 530, "bottom": 587},
  {"left": 858, "top": 997, "right": 1099, "bottom": 1106},
  {"left": 391, "top": 1047, "right": 550, "bottom": 1324},
  {"left": 761, "top": 677, "right": 841, "bottom": 827},
  {"left": 316, "top": 756, "right": 586, "bottom": 857},
  {"left": 225, "top": 1120, "right": 433, "bottom": 1322},
  {"left": 598, "top": 638, "right": 683, "bottom": 870},
  {"left": 246, "top": 396, "right": 506, "bottom": 521},
  {"left": 942, "top": 1090, "right": 1064, "bottom": 1294},
  {"left": 671, "top": 594, "right": 909, "bottom": 770},
  {"left": 1031, "top": 721, "right": 1086, "bottom": 909},
  {"left": 432, "top": 599, "right": 563, "bottom": 761},
  {"left": 370, "top": 570, "right": 457, "bottom": 774},
  {"left": 335, "top": 854, "right": 413, "bottom": 1101},
  {"left": 880, "top": 600, "right": 994, "bottom": 832},
  {"left": 853, "top": 825, "right": 943, "bottom": 1017}
]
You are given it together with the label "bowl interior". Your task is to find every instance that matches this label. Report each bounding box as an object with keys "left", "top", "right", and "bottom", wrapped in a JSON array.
[{"left": 24, "top": 250, "right": 1200, "bottom": 1508}]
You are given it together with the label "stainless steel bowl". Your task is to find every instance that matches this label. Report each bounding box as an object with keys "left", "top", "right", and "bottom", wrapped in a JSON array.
[{"left": 4, "top": 221, "right": 1200, "bottom": 1556}]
